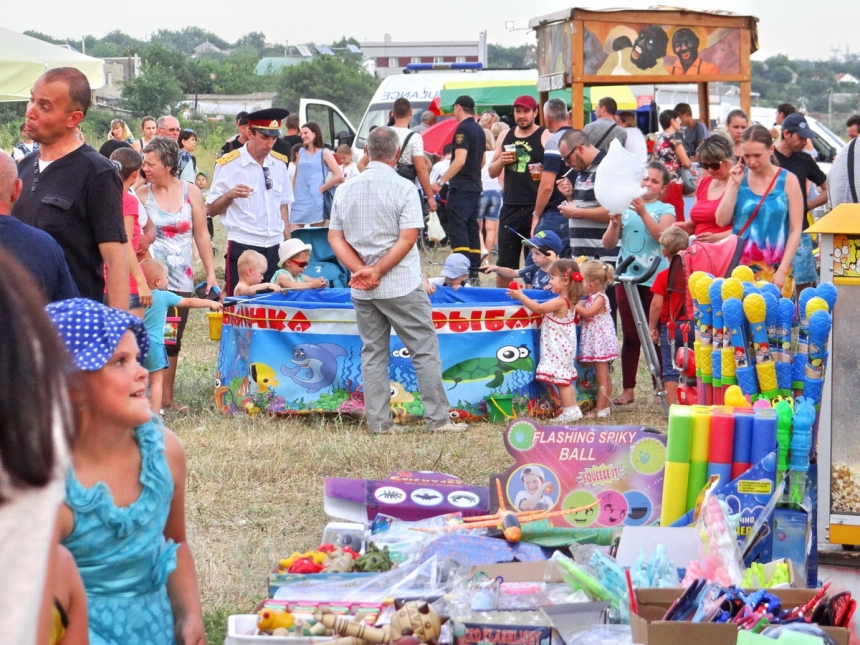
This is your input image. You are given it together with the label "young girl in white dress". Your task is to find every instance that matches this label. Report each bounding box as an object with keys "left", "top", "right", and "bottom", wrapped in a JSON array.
[
  {"left": 507, "top": 259, "right": 584, "bottom": 424},
  {"left": 575, "top": 260, "right": 618, "bottom": 418}
]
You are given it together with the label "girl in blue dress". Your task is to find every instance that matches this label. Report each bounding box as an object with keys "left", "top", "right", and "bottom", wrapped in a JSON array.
[{"left": 45, "top": 299, "right": 205, "bottom": 645}]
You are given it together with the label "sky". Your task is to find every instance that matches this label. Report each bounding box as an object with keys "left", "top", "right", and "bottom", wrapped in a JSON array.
[{"left": 3, "top": 0, "right": 856, "bottom": 62}]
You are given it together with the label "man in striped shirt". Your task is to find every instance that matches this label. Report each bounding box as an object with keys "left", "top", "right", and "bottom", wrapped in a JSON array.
[
  {"left": 557, "top": 128, "right": 619, "bottom": 324},
  {"left": 329, "top": 126, "right": 467, "bottom": 435}
]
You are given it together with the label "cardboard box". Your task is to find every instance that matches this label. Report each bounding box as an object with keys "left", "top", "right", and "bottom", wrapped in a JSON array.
[
  {"left": 468, "top": 561, "right": 563, "bottom": 584},
  {"left": 629, "top": 588, "right": 848, "bottom": 645}
]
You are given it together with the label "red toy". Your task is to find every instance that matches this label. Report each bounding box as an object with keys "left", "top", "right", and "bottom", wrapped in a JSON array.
[
  {"left": 509, "top": 281, "right": 520, "bottom": 290},
  {"left": 288, "top": 557, "right": 324, "bottom": 574}
]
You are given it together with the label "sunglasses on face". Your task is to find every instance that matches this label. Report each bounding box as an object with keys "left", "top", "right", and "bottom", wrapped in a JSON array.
[
  {"left": 290, "top": 259, "right": 308, "bottom": 268},
  {"left": 263, "top": 166, "right": 272, "bottom": 190},
  {"left": 700, "top": 161, "right": 723, "bottom": 171}
]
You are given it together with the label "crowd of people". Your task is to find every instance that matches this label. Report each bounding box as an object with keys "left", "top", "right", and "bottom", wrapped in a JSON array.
[{"left": 3, "top": 62, "right": 860, "bottom": 645}]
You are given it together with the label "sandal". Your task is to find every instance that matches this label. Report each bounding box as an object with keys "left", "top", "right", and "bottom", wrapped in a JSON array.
[{"left": 612, "top": 395, "right": 634, "bottom": 406}]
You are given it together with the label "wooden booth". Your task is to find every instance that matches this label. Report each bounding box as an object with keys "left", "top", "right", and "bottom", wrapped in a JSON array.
[{"left": 528, "top": 7, "right": 759, "bottom": 129}]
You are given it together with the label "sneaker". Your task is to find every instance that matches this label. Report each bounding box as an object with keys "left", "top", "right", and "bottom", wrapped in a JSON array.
[
  {"left": 553, "top": 408, "right": 584, "bottom": 424},
  {"left": 429, "top": 420, "right": 469, "bottom": 433},
  {"left": 585, "top": 408, "right": 611, "bottom": 419}
]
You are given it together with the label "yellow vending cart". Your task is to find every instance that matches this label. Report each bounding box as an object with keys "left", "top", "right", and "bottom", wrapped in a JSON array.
[
  {"left": 808, "top": 204, "right": 860, "bottom": 547},
  {"left": 528, "top": 7, "right": 759, "bottom": 129}
]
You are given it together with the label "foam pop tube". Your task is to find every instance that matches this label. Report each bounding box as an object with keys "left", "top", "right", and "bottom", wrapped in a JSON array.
[
  {"left": 686, "top": 406, "right": 712, "bottom": 510},
  {"left": 743, "top": 293, "right": 779, "bottom": 399},
  {"left": 789, "top": 398, "right": 816, "bottom": 505},
  {"left": 816, "top": 282, "right": 838, "bottom": 312},
  {"left": 775, "top": 399, "right": 793, "bottom": 486},
  {"left": 686, "top": 460, "right": 709, "bottom": 510},
  {"left": 662, "top": 406, "right": 693, "bottom": 526},
  {"left": 708, "top": 279, "right": 725, "bottom": 405},
  {"left": 708, "top": 411, "right": 735, "bottom": 485},
  {"left": 794, "top": 296, "right": 830, "bottom": 396},
  {"left": 803, "top": 309, "right": 833, "bottom": 407},
  {"left": 791, "top": 288, "right": 818, "bottom": 388},
  {"left": 722, "top": 298, "right": 759, "bottom": 396},
  {"left": 720, "top": 279, "right": 744, "bottom": 387},
  {"left": 731, "top": 409, "right": 754, "bottom": 480},
  {"left": 688, "top": 272, "right": 708, "bottom": 395},
  {"left": 694, "top": 276, "right": 715, "bottom": 405},
  {"left": 774, "top": 298, "right": 796, "bottom": 391},
  {"left": 751, "top": 408, "right": 778, "bottom": 466}
]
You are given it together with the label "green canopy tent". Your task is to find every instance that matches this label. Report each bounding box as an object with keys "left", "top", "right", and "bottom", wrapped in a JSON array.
[
  {"left": 438, "top": 82, "right": 637, "bottom": 121},
  {"left": 0, "top": 27, "right": 104, "bottom": 101}
]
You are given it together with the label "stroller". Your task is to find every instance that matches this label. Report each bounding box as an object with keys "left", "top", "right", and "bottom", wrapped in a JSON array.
[
  {"left": 616, "top": 255, "right": 669, "bottom": 415},
  {"left": 292, "top": 227, "right": 351, "bottom": 288},
  {"left": 665, "top": 234, "right": 744, "bottom": 406}
]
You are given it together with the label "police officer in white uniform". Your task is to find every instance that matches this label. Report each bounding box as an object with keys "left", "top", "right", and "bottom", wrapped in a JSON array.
[{"left": 207, "top": 107, "right": 295, "bottom": 295}]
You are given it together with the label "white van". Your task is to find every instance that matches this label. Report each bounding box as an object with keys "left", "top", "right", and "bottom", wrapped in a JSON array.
[{"left": 299, "top": 68, "right": 539, "bottom": 158}]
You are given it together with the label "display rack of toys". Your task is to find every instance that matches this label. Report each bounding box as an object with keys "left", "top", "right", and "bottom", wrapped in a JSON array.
[{"left": 687, "top": 270, "right": 837, "bottom": 408}]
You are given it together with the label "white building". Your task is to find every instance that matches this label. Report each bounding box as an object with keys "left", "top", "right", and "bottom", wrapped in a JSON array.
[{"left": 360, "top": 33, "right": 487, "bottom": 79}]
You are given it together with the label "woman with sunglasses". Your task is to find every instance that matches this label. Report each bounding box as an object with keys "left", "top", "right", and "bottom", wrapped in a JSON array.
[
  {"left": 138, "top": 136, "right": 218, "bottom": 412},
  {"left": 716, "top": 125, "right": 803, "bottom": 296},
  {"left": 676, "top": 136, "right": 735, "bottom": 243},
  {"left": 290, "top": 122, "right": 342, "bottom": 231}
]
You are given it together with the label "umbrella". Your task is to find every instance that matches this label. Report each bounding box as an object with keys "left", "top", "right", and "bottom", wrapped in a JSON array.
[{"left": 421, "top": 118, "right": 458, "bottom": 156}]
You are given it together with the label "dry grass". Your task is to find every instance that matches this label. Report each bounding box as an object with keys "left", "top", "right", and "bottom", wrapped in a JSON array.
[{"left": 173, "top": 206, "right": 668, "bottom": 642}]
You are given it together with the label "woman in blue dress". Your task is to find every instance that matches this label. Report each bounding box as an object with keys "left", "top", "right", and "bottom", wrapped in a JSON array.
[
  {"left": 716, "top": 124, "right": 803, "bottom": 297},
  {"left": 290, "top": 121, "right": 342, "bottom": 231},
  {"left": 46, "top": 299, "right": 205, "bottom": 645}
]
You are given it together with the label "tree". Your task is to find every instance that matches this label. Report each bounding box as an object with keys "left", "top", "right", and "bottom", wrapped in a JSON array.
[
  {"left": 233, "top": 32, "right": 267, "bottom": 56},
  {"left": 23, "top": 30, "right": 64, "bottom": 45},
  {"left": 273, "top": 56, "right": 379, "bottom": 124},
  {"left": 487, "top": 44, "right": 536, "bottom": 68},
  {"left": 121, "top": 62, "right": 184, "bottom": 117}
]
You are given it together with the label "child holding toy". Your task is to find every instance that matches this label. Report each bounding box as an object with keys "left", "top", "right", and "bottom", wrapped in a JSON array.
[
  {"left": 508, "top": 258, "right": 584, "bottom": 423},
  {"left": 575, "top": 260, "right": 618, "bottom": 418},
  {"left": 233, "top": 250, "right": 282, "bottom": 296},
  {"left": 424, "top": 253, "right": 471, "bottom": 294},
  {"left": 515, "top": 465, "right": 555, "bottom": 511},
  {"left": 141, "top": 258, "right": 222, "bottom": 413},
  {"left": 273, "top": 238, "right": 328, "bottom": 291},
  {"left": 483, "top": 230, "right": 563, "bottom": 289},
  {"left": 602, "top": 162, "right": 676, "bottom": 407},
  {"left": 45, "top": 298, "right": 206, "bottom": 645},
  {"left": 649, "top": 226, "right": 691, "bottom": 405}
]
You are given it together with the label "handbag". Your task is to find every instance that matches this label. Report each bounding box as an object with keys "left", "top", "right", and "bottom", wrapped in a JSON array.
[
  {"left": 679, "top": 167, "right": 697, "bottom": 195},
  {"left": 426, "top": 209, "right": 446, "bottom": 242},
  {"left": 395, "top": 132, "right": 417, "bottom": 181},
  {"left": 737, "top": 168, "right": 783, "bottom": 238},
  {"left": 320, "top": 149, "right": 336, "bottom": 219}
]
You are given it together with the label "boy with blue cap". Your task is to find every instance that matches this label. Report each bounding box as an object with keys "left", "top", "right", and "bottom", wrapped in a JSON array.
[{"left": 482, "top": 230, "right": 563, "bottom": 289}]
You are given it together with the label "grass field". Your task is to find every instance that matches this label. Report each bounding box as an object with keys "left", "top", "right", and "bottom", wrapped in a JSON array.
[{"left": 172, "top": 147, "right": 668, "bottom": 643}]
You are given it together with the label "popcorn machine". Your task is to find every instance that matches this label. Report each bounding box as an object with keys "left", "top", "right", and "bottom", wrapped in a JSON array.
[{"left": 809, "top": 205, "right": 860, "bottom": 547}]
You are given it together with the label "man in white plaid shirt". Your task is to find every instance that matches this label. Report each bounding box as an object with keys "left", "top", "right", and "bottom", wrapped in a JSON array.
[{"left": 329, "top": 127, "right": 468, "bottom": 435}]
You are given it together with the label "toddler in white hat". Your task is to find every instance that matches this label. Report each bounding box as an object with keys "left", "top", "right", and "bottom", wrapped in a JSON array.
[{"left": 273, "top": 238, "right": 327, "bottom": 290}]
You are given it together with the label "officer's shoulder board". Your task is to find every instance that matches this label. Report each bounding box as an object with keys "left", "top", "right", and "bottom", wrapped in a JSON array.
[
  {"left": 269, "top": 150, "right": 289, "bottom": 163},
  {"left": 216, "top": 149, "right": 241, "bottom": 166}
]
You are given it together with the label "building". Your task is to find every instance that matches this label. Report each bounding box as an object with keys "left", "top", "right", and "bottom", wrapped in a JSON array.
[
  {"left": 254, "top": 57, "right": 308, "bottom": 75},
  {"left": 184, "top": 92, "right": 278, "bottom": 118},
  {"left": 360, "top": 33, "right": 487, "bottom": 79},
  {"left": 95, "top": 55, "right": 141, "bottom": 104},
  {"left": 837, "top": 73, "right": 860, "bottom": 85},
  {"left": 193, "top": 41, "right": 224, "bottom": 57}
]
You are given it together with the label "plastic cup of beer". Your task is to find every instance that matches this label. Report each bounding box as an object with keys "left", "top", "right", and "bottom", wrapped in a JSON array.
[{"left": 528, "top": 163, "right": 543, "bottom": 180}]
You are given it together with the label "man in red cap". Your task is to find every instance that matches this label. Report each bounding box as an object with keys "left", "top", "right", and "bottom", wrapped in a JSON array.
[
  {"left": 207, "top": 108, "right": 295, "bottom": 295},
  {"left": 487, "top": 95, "right": 550, "bottom": 286}
]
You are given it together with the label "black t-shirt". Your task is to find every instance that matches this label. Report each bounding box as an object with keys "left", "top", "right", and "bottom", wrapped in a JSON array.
[
  {"left": 501, "top": 126, "right": 546, "bottom": 206},
  {"left": 218, "top": 136, "right": 243, "bottom": 159},
  {"left": 281, "top": 134, "right": 302, "bottom": 152},
  {"left": 774, "top": 148, "right": 827, "bottom": 230},
  {"left": 449, "top": 117, "right": 484, "bottom": 192},
  {"left": 11, "top": 145, "right": 126, "bottom": 302},
  {"left": 0, "top": 216, "right": 79, "bottom": 302}
]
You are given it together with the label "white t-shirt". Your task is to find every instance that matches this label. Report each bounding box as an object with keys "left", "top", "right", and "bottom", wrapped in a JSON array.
[
  {"left": 481, "top": 150, "right": 502, "bottom": 192},
  {"left": 340, "top": 163, "right": 360, "bottom": 182},
  {"left": 430, "top": 159, "right": 451, "bottom": 185}
]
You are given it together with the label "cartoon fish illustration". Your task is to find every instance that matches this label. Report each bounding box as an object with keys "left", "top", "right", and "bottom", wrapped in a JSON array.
[
  {"left": 249, "top": 362, "right": 279, "bottom": 394},
  {"left": 281, "top": 343, "right": 347, "bottom": 393},
  {"left": 442, "top": 345, "right": 534, "bottom": 389}
]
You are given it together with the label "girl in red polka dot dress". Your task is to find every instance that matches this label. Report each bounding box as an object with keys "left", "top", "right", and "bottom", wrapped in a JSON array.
[{"left": 507, "top": 259, "right": 584, "bottom": 424}]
